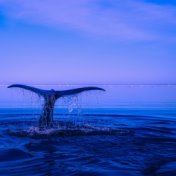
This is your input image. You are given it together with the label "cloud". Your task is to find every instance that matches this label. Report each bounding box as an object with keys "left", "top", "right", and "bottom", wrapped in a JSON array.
[{"left": 0, "top": 0, "right": 176, "bottom": 41}]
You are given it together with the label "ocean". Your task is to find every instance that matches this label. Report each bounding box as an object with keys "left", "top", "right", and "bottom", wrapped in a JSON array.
[{"left": 0, "top": 85, "right": 176, "bottom": 176}]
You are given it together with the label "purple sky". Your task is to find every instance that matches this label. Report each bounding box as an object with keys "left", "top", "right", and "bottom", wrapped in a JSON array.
[{"left": 0, "top": 0, "right": 176, "bottom": 85}]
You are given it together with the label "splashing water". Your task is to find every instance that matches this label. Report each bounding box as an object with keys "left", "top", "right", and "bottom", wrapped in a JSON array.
[
  {"left": 5, "top": 93, "right": 131, "bottom": 138},
  {"left": 61, "top": 95, "right": 81, "bottom": 113}
]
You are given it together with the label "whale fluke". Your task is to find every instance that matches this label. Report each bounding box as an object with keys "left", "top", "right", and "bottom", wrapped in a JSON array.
[
  {"left": 8, "top": 84, "right": 105, "bottom": 128},
  {"left": 8, "top": 84, "right": 105, "bottom": 98}
]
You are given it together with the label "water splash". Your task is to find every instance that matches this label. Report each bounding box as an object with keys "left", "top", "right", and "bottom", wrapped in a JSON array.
[{"left": 61, "top": 95, "right": 81, "bottom": 113}]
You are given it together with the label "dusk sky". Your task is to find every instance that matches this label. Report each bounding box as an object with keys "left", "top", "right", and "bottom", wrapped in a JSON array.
[{"left": 0, "top": 0, "right": 176, "bottom": 85}]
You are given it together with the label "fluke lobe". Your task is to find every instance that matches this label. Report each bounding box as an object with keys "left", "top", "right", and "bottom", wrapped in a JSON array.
[{"left": 8, "top": 84, "right": 105, "bottom": 128}]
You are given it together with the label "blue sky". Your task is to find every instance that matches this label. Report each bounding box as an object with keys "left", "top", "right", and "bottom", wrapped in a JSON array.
[{"left": 0, "top": 0, "right": 176, "bottom": 85}]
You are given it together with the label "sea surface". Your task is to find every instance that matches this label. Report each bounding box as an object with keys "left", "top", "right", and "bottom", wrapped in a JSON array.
[{"left": 0, "top": 85, "right": 176, "bottom": 176}]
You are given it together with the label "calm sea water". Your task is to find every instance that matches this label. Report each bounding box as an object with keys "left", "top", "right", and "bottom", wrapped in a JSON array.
[{"left": 0, "top": 85, "right": 176, "bottom": 176}]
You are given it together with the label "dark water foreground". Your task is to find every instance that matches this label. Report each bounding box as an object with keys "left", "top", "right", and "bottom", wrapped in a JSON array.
[{"left": 0, "top": 108, "right": 176, "bottom": 176}]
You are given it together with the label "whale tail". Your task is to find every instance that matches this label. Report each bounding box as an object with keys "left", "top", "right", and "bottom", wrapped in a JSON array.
[
  {"left": 8, "top": 84, "right": 105, "bottom": 128},
  {"left": 8, "top": 84, "right": 105, "bottom": 99}
]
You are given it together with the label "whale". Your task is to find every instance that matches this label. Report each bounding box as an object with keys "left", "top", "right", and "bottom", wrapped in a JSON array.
[{"left": 8, "top": 84, "right": 105, "bottom": 128}]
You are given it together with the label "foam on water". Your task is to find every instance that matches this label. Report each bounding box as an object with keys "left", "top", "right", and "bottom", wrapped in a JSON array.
[{"left": 7, "top": 124, "right": 131, "bottom": 138}]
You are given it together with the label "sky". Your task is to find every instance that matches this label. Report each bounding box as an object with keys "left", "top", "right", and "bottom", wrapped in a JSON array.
[{"left": 0, "top": 0, "right": 176, "bottom": 85}]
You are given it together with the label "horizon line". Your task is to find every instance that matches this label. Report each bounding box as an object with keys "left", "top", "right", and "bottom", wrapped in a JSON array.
[{"left": 0, "top": 83, "right": 176, "bottom": 87}]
